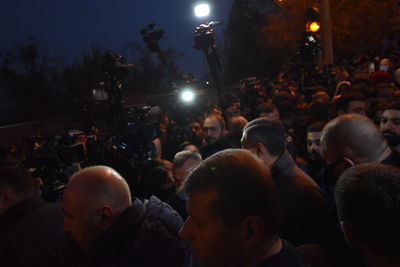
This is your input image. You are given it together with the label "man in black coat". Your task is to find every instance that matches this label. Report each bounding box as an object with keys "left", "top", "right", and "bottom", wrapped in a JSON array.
[
  {"left": 0, "top": 166, "right": 78, "bottom": 267},
  {"left": 63, "top": 165, "right": 186, "bottom": 267},
  {"left": 241, "top": 118, "right": 331, "bottom": 246}
]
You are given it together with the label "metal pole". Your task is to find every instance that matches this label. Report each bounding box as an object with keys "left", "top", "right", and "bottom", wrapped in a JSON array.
[{"left": 321, "top": 0, "right": 334, "bottom": 65}]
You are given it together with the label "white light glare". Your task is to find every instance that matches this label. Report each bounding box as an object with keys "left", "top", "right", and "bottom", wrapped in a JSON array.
[
  {"left": 194, "top": 3, "right": 210, "bottom": 17},
  {"left": 181, "top": 90, "right": 195, "bottom": 102}
]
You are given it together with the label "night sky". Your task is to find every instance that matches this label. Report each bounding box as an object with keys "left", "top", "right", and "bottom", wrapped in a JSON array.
[{"left": 0, "top": 0, "right": 234, "bottom": 77}]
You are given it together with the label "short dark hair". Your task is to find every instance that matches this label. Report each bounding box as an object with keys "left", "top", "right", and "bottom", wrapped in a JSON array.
[
  {"left": 275, "top": 101, "right": 295, "bottom": 121},
  {"left": 383, "top": 101, "right": 400, "bottom": 112},
  {"left": 335, "top": 164, "right": 400, "bottom": 254},
  {"left": 184, "top": 149, "right": 281, "bottom": 236},
  {"left": 335, "top": 91, "right": 365, "bottom": 112},
  {"left": 257, "top": 103, "right": 277, "bottom": 116},
  {"left": 307, "top": 122, "right": 326, "bottom": 133},
  {"left": 204, "top": 114, "right": 226, "bottom": 131},
  {"left": 243, "top": 118, "right": 286, "bottom": 157},
  {"left": 309, "top": 100, "right": 331, "bottom": 122},
  {"left": 0, "top": 166, "right": 34, "bottom": 195}
]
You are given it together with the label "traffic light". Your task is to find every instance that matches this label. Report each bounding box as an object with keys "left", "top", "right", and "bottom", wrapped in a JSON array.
[
  {"left": 298, "top": 7, "right": 322, "bottom": 60},
  {"left": 305, "top": 7, "right": 320, "bottom": 32}
]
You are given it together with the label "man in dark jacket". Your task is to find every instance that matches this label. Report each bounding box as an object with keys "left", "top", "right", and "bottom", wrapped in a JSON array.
[
  {"left": 0, "top": 166, "right": 77, "bottom": 267},
  {"left": 241, "top": 118, "right": 331, "bottom": 246},
  {"left": 180, "top": 149, "right": 305, "bottom": 267},
  {"left": 201, "top": 114, "right": 231, "bottom": 159},
  {"left": 63, "top": 165, "right": 186, "bottom": 267}
]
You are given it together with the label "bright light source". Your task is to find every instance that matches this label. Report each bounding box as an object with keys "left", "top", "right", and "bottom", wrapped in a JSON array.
[
  {"left": 307, "top": 21, "right": 320, "bottom": 32},
  {"left": 181, "top": 90, "right": 195, "bottom": 102},
  {"left": 194, "top": 3, "right": 210, "bottom": 17}
]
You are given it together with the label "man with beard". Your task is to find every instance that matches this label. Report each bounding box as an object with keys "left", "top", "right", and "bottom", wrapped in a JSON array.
[
  {"left": 201, "top": 114, "right": 231, "bottom": 159},
  {"left": 380, "top": 102, "right": 400, "bottom": 154},
  {"left": 306, "top": 122, "right": 326, "bottom": 173}
]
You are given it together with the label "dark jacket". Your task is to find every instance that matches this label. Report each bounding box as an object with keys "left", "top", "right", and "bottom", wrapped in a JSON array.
[
  {"left": 0, "top": 196, "right": 78, "bottom": 267},
  {"left": 200, "top": 137, "right": 232, "bottom": 159},
  {"left": 83, "top": 196, "right": 187, "bottom": 267},
  {"left": 255, "top": 240, "right": 306, "bottom": 267},
  {"left": 270, "top": 151, "right": 331, "bottom": 246}
]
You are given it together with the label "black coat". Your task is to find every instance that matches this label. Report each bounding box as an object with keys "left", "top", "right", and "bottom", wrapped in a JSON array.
[
  {"left": 0, "top": 196, "right": 79, "bottom": 267},
  {"left": 270, "top": 151, "right": 331, "bottom": 246},
  {"left": 82, "top": 196, "right": 187, "bottom": 267}
]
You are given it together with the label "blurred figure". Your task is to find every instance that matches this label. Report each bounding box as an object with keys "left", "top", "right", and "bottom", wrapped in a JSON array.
[
  {"left": 187, "top": 121, "right": 204, "bottom": 148},
  {"left": 226, "top": 116, "right": 249, "bottom": 148},
  {"left": 380, "top": 101, "right": 400, "bottom": 154},
  {"left": 335, "top": 164, "right": 400, "bottom": 267},
  {"left": 306, "top": 122, "right": 326, "bottom": 168},
  {"left": 257, "top": 102, "right": 280, "bottom": 120},
  {"left": 308, "top": 100, "right": 331, "bottom": 123},
  {"left": 0, "top": 166, "right": 77, "bottom": 267},
  {"left": 139, "top": 161, "right": 175, "bottom": 201},
  {"left": 166, "top": 150, "right": 202, "bottom": 219},
  {"left": 334, "top": 91, "right": 366, "bottom": 116}
]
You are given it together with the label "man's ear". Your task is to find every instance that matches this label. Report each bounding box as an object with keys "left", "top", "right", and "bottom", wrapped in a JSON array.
[
  {"left": 95, "top": 205, "right": 114, "bottom": 230},
  {"left": 255, "top": 143, "right": 266, "bottom": 158},
  {"left": 240, "top": 216, "right": 265, "bottom": 248},
  {"left": 342, "top": 157, "right": 355, "bottom": 168},
  {"left": 340, "top": 221, "right": 358, "bottom": 249},
  {"left": 0, "top": 189, "right": 16, "bottom": 212}
]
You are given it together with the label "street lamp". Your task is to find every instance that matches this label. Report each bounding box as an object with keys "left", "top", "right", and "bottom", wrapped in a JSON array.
[{"left": 194, "top": 3, "right": 210, "bottom": 17}]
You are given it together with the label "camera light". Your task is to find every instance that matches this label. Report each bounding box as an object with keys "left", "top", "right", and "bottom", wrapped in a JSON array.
[
  {"left": 194, "top": 3, "right": 210, "bottom": 17},
  {"left": 181, "top": 90, "right": 195, "bottom": 102}
]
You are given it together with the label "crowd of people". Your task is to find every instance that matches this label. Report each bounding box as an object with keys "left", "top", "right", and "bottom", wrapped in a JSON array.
[{"left": 1, "top": 51, "right": 400, "bottom": 267}]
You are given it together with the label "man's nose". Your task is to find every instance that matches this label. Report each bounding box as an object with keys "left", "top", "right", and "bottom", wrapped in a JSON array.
[{"left": 310, "top": 142, "right": 318, "bottom": 150}]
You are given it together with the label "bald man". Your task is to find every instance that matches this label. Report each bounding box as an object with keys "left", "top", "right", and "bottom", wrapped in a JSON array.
[
  {"left": 320, "top": 114, "right": 400, "bottom": 202},
  {"left": 63, "top": 166, "right": 185, "bottom": 267}
]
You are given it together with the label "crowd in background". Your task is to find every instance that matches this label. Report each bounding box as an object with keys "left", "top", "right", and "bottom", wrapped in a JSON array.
[{"left": 1, "top": 48, "right": 400, "bottom": 267}]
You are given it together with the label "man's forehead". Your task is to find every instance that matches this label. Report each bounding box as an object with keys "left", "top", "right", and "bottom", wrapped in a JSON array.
[
  {"left": 204, "top": 117, "right": 220, "bottom": 126},
  {"left": 382, "top": 109, "right": 400, "bottom": 118},
  {"left": 349, "top": 100, "right": 366, "bottom": 107},
  {"left": 187, "top": 190, "right": 218, "bottom": 215},
  {"left": 307, "top": 131, "right": 322, "bottom": 139}
]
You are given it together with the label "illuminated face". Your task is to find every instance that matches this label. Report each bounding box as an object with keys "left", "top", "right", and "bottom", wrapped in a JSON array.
[
  {"left": 63, "top": 190, "right": 101, "bottom": 251},
  {"left": 203, "top": 117, "right": 223, "bottom": 145},
  {"left": 307, "top": 131, "right": 323, "bottom": 161},
  {"left": 189, "top": 122, "right": 203, "bottom": 137},
  {"left": 380, "top": 109, "right": 400, "bottom": 148},
  {"left": 179, "top": 190, "right": 242, "bottom": 267},
  {"left": 347, "top": 101, "right": 366, "bottom": 116},
  {"left": 380, "top": 58, "right": 390, "bottom": 71}
]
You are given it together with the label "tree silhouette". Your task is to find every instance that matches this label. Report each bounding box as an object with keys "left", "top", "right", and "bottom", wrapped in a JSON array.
[
  {"left": 0, "top": 37, "right": 65, "bottom": 124},
  {"left": 224, "top": 0, "right": 400, "bottom": 81}
]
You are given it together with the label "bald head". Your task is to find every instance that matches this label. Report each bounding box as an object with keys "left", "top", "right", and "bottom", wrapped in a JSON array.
[
  {"left": 321, "top": 114, "right": 388, "bottom": 164},
  {"left": 67, "top": 166, "right": 132, "bottom": 212},
  {"left": 63, "top": 166, "right": 132, "bottom": 251}
]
